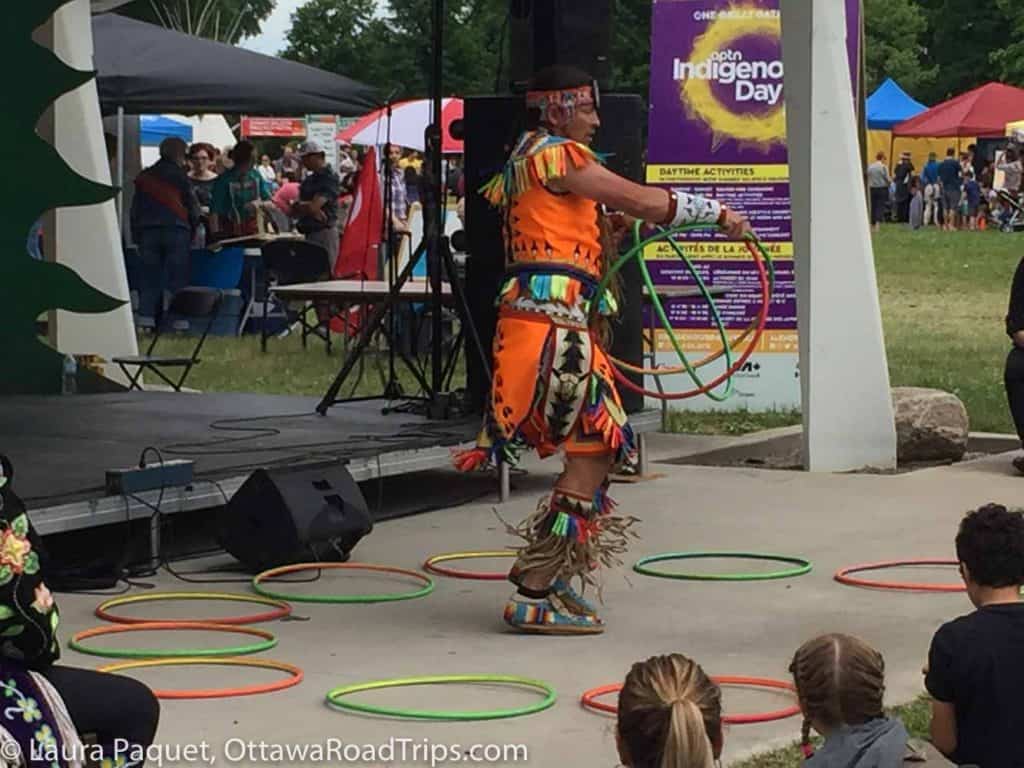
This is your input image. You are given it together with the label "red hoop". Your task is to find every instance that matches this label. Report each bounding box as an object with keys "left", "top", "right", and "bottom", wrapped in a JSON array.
[
  {"left": 834, "top": 559, "right": 964, "bottom": 592},
  {"left": 580, "top": 675, "right": 800, "bottom": 724}
]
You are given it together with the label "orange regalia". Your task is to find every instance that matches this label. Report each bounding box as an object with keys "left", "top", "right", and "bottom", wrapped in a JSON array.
[
  {"left": 454, "top": 128, "right": 636, "bottom": 476},
  {"left": 454, "top": 127, "right": 639, "bottom": 595}
]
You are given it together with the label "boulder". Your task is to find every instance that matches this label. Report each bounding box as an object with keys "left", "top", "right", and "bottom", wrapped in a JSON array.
[{"left": 891, "top": 387, "right": 969, "bottom": 463}]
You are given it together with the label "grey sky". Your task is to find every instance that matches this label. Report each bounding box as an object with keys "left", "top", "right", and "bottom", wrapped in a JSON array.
[{"left": 240, "top": 0, "right": 386, "bottom": 55}]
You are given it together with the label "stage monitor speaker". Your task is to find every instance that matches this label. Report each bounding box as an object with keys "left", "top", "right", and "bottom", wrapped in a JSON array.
[
  {"left": 216, "top": 462, "right": 372, "bottom": 573},
  {"left": 464, "top": 95, "right": 527, "bottom": 413},
  {"left": 463, "top": 93, "right": 646, "bottom": 415},
  {"left": 509, "top": 0, "right": 613, "bottom": 92}
]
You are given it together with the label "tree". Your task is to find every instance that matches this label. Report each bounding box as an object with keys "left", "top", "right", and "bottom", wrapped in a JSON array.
[
  {"left": 284, "top": 0, "right": 507, "bottom": 100},
  {"left": 915, "top": 0, "right": 1014, "bottom": 103},
  {"left": 610, "top": 0, "right": 654, "bottom": 96},
  {"left": 863, "top": 0, "right": 935, "bottom": 96},
  {"left": 3, "top": 1, "right": 124, "bottom": 393},
  {"left": 117, "top": 0, "right": 275, "bottom": 44},
  {"left": 992, "top": 0, "right": 1024, "bottom": 86}
]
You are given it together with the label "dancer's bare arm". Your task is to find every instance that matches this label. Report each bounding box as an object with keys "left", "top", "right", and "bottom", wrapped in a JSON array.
[{"left": 553, "top": 161, "right": 751, "bottom": 238}]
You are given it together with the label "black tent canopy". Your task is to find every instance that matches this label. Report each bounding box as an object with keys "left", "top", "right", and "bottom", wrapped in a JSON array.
[{"left": 92, "top": 14, "right": 379, "bottom": 116}]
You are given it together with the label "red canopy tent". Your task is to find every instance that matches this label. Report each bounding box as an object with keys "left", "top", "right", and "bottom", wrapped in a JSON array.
[{"left": 892, "top": 82, "right": 1024, "bottom": 138}]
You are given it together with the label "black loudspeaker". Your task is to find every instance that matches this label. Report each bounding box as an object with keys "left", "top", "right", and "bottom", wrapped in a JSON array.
[
  {"left": 509, "top": 0, "right": 613, "bottom": 92},
  {"left": 464, "top": 95, "right": 527, "bottom": 413},
  {"left": 463, "top": 94, "right": 646, "bottom": 414},
  {"left": 216, "top": 462, "right": 372, "bottom": 573}
]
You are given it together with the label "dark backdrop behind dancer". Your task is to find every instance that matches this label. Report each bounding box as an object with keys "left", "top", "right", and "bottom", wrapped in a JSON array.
[{"left": 455, "top": 66, "right": 750, "bottom": 634}]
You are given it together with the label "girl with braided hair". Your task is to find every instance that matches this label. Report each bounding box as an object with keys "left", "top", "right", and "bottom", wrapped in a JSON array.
[
  {"left": 616, "top": 654, "right": 723, "bottom": 768},
  {"left": 789, "top": 634, "right": 950, "bottom": 766},
  {"left": 454, "top": 65, "right": 750, "bottom": 634}
]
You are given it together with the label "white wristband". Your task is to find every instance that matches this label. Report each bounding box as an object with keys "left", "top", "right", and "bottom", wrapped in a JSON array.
[{"left": 669, "top": 189, "right": 723, "bottom": 227}]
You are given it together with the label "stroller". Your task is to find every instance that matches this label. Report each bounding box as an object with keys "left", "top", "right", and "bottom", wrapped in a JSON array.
[{"left": 995, "top": 189, "right": 1024, "bottom": 233}]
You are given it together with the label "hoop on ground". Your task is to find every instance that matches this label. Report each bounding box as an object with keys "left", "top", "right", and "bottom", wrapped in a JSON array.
[
  {"left": 96, "top": 657, "right": 303, "bottom": 700},
  {"left": 834, "top": 559, "right": 964, "bottom": 592},
  {"left": 581, "top": 676, "right": 800, "bottom": 724},
  {"left": 68, "top": 622, "right": 277, "bottom": 659},
  {"left": 95, "top": 591, "right": 292, "bottom": 626},
  {"left": 252, "top": 562, "right": 435, "bottom": 603},
  {"left": 633, "top": 552, "right": 812, "bottom": 581},
  {"left": 423, "top": 551, "right": 516, "bottom": 581},
  {"left": 325, "top": 674, "right": 557, "bottom": 721}
]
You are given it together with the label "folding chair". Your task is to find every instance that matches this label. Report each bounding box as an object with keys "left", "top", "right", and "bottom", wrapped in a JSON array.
[
  {"left": 113, "top": 287, "right": 223, "bottom": 392},
  {"left": 260, "top": 239, "right": 335, "bottom": 354}
]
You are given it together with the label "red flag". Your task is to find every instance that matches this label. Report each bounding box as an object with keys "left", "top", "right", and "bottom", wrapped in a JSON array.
[
  {"left": 330, "top": 147, "right": 384, "bottom": 335},
  {"left": 334, "top": 147, "right": 383, "bottom": 280}
]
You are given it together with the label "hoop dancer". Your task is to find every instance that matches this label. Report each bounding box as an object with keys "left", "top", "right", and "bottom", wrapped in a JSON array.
[{"left": 455, "top": 66, "right": 750, "bottom": 634}]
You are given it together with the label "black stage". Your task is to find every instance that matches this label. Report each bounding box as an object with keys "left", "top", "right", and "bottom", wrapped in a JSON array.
[{"left": 2, "top": 392, "right": 478, "bottom": 512}]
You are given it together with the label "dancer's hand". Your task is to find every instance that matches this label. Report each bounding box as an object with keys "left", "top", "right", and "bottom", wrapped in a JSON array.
[
  {"left": 607, "top": 212, "right": 636, "bottom": 245},
  {"left": 722, "top": 208, "right": 753, "bottom": 239}
]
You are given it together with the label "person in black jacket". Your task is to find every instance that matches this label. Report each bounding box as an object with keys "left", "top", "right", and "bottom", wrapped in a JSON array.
[
  {"left": 1005, "top": 257, "right": 1024, "bottom": 473},
  {"left": 131, "top": 137, "right": 200, "bottom": 330},
  {"left": 0, "top": 455, "right": 159, "bottom": 763}
]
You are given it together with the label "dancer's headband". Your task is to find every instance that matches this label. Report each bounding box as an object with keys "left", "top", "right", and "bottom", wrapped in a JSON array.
[{"left": 526, "top": 82, "right": 600, "bottom": 119}]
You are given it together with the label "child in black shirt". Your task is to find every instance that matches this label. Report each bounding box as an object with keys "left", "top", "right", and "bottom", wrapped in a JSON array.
[{"left": 925, "top": 503, "right": 1024, "bottom": 767}]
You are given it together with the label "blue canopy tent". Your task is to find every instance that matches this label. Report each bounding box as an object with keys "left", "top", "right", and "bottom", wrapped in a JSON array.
[
  {"left": 867, "top": 78, "right": 927, "bottom": 129},
  {"left": 139, "top": 114, "right": 193, "bottom": 146},
  {"left": 866, "top": 79, "right": 930, "bottom": 169}
]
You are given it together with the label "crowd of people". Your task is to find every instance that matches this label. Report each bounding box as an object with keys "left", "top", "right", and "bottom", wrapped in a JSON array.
[
  {"left": 867, "top": 144, "right": 1023, "bottom": 233},
  {"left": 128, "top": 135, "right": 464, "bottom": 329}
]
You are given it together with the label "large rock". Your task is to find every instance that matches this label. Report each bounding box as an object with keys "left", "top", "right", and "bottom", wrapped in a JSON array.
[{"left": 892, "top": 387, "right": 969, "bottom": 463}]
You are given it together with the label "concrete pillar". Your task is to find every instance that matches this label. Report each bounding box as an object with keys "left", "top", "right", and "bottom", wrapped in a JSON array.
[
  {"left": 52, "top": 0, "right": 137, "bottom": 379},
  {"left": 780, "top": 0, "right": 897, "bottom": 471}
]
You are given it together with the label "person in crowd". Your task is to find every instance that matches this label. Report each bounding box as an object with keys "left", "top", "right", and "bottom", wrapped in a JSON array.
[
  {"left": 187, "top": 142, "right": 218, "bottom": 212},
  {"left": 959, "top": 150, "right": 973, "bottom": 179},
  {"left": 257, "top": 153, "right": 278, "bottom": 192},
  {"left": 337, "top": 143, "right": 358, "bottom": 176},
  {"left": 998, "top": 148, "right": 1023, "bottom": 200},
  {"left": 616, "top": 654, "right": 723, "bottom": 768},
  {"left": 274, "top": 143, "right": 301, "bottom": 184},
  {"left": 337, "top": 171, "right": 357, "bottom": 236},
  {"left": 866, "top": 152, "right": 891, "bottom": 233},
  {"left": 269, "top": 171, "right": 301, "bottom": 233},
  {"left": 292, "top": 141, "right": 341, "bottom": 272},
  {"left": 385, "top": 143, "right": 411, "bottom": 246},
  {"left": 1004, "top": 254, "right": 1024, "bottom": 473},
  {"left": 925, "top": 504, "right": 1024, "bottom": 766},
  {"left": 938, "top": 148, "right": 962, "bottom": 232},
  {"left": 963, "top": 170, "right": 981, "bottom": 231},
  {"left": 214, "top": 145, "right": 232, "bottom": 175},
  {"left": 130, "top": 137, "right": 199, "bottom": 329},
  {"left": 893, "top": 151, "right": 915, "bottom": 224},
  {"left": 792, "top": 633, "right": 949, "bottom": 765},
  {"left": 0, "top": 456, "right": 160, "bottom": 765},
  {"left": 921, "top": 152, "right": 940, "bottom": 227},
  {"left": 209, "top": 141, "right": 273, "bottom": 240},
  {"left": 909, "top": 178, "right": 924, "bottom": 230}
]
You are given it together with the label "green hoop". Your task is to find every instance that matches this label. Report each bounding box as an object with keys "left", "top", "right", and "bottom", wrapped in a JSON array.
[
  {"left": 325, "top": 674, "right": 557, "bottom": 721},
  {"left": 633, "top": 552, "right": 813, "bottom": 581},
  {"left": 252, "top": 562, "right": 435, "bottom": 604},
  {"left": 68, "top": 621, "right": 277, "bottom": 659}
]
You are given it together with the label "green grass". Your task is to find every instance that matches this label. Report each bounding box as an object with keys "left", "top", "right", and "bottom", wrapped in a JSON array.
[
  {"left": 665, "top": 408, "right": 801, "bottom": 436},
  {"left": 152, "top": 331, "right": 434, "bottom": 400},
  {"left": 664, "top": 225, "right": 1018, "bottom": 435},
  {"left": 733, "top": 696, "right": 931, "bottom": 768},
  {"left": 153, "top": 225, "right": 1019, "bottom": 435}
]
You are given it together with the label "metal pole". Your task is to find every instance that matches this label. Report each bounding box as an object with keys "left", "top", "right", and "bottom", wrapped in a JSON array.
[
  {"left": 427, "top": 0, "right": 445, "bottom": 409},
  {"left": 117, "top": 106, "right": 125, "bottom": 243}
]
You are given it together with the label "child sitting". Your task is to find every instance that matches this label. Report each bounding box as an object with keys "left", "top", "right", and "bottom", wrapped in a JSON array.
[
  {"left": 925, "top": 503, "right": 1024, "bottom": 767},
  {"left": 791, "top": 634, "right": 949, "bottom": 766},
  {"left": 616, "top": 654, "right": 722, "bottom": 768}
]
